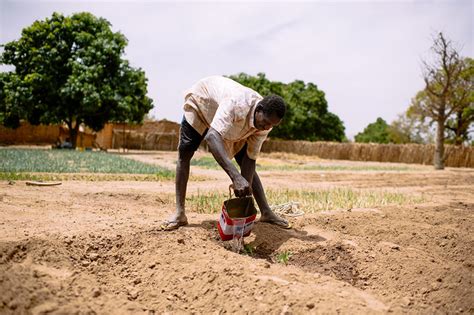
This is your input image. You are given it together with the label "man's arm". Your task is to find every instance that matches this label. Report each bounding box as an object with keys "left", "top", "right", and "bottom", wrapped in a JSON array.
[{"left": 204, "top": 128, "right": 251, "bottom": 197}]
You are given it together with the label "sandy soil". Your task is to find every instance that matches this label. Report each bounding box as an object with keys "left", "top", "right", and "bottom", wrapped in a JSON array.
[{"left": 1, "top": 151, "right": 473, "bottom": 314}]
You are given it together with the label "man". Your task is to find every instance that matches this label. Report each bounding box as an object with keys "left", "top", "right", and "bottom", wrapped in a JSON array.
[{"left": 161, "top": 75, "right": 290, "bottom": 230}]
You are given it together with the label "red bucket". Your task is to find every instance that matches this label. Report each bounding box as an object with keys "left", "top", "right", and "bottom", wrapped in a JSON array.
[{"left": 217, "top": 195, "right": 257, "bottom": 241}]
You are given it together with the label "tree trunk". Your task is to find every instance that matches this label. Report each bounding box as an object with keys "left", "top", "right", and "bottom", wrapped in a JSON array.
[
  {"left": 454, "top": 111, "right": 464, "bottom": 145},
  {"left": 434, "top": 116, "right": 445, "bottom": 170},
  {"left": 69, "top": 122, "right": 80, "bottom": 149}
]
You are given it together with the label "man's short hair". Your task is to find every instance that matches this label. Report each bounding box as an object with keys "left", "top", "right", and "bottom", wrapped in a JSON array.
[{"left": 258, "top": 95, "right": 286, "bottom": 119}]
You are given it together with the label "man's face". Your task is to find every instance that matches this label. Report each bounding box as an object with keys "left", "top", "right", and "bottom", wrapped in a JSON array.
[{"left": 254, "top": 110, "right": 282, "bottom": 131}]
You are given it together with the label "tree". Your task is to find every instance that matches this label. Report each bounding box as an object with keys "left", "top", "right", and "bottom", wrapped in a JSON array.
[
  {"left": 228, "top": 72, "right": 346, "bottom": 141},
  {"left": 0, "top": 12, "right": 153, "bottom": 148},
  {"left": 389, "top": 111, "right": 434, "bottom": 144},
  {"left": 409, "top": 57, "right": 474, "bottom": 146},
  {"left": 417, "top": 32, "right": 469, "bottom": 169},
  {"left": 354, "top": 117, "right": 391, "bottom": 143}
]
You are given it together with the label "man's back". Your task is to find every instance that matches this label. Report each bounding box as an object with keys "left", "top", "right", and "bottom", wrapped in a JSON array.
[
  {"left": 183, "top": 76, "right": 263, "bottom": 139},
  {"left": 187, "top": 75, "right": 259, "bottom": 107}
]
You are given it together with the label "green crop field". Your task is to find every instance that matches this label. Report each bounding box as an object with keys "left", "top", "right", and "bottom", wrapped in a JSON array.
[{"left": 0, "top": 148, "right": 174, "bottom": 179}]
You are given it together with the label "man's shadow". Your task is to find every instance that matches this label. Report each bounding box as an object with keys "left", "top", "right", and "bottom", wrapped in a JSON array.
[{"left": 196, "top": 219, "right": 326, "bottom": 259}]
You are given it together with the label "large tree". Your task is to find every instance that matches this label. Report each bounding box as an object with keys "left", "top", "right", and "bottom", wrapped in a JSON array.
[
  {"left": 409, "top": 57, "right": 473, "bottom": 146},
  {"left": 416, "top": 32, "right": 470, "bottom": 169},
  {"left": 0, "top": 12, "right": 153, "bottom": 147},
  {"left": 229, "top": 72, "right": 345, "bottom": 141}
]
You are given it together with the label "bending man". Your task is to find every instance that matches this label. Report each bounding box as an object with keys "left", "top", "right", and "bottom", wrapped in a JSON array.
[{"left": 162, "top": 75, "right": 289, "bottom": 230}]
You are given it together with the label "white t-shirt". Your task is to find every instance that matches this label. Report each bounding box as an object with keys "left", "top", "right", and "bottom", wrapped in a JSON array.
[{"left": 183, "top": 75, "right": 270, "bottom": 160}]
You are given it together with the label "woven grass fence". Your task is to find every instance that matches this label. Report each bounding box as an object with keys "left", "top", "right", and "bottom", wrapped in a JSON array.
[
  {"left": 112, "top": 130, "right": 178, "bottom": 151},
  {"left": 261, "top": 140, "right": 474, "bottom": 168}
]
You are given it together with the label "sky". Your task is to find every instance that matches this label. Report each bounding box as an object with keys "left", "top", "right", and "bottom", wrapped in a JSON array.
[{"left": 0, "top": 0, "right": 472, "bottom": 139}]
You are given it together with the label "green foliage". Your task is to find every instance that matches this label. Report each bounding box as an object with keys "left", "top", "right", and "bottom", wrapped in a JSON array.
[
  {"left": 354, "top": 117, "right": 391, "bottom": 143},
  {"left": 0, "top": 12, "right": 153, "bottom": 147},
  {"left": 445, "top": 57, "right": 474, "bottom": 144},
  {"left": 228, "top": 73, "right": 345, "bottom": 141},
  {"left": 0, "top": 148, "right": 173, "bottom": 176},
  {"left": 276, "top": 251, "right": 293, "bottom": 265},
  {"left": 389, "top": 111, "right": 434, "bottom": 144},
  {"left": 242, "top": 244, "right": 256, "bottom": 256}
]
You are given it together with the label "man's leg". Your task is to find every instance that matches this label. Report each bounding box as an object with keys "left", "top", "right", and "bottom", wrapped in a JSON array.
[
  {"left": 161, "top": 117, "right": 206, "bottom": 230},
  {"left": 165, "top": 149, "right": 194, "bottom": 226},
  {"left": 234, "top": 146, "right": 289, "bottom": 228}
]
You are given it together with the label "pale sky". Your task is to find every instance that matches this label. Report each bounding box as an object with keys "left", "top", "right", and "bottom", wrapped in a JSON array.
[{"left": 1, "top": 0, "right": 472, "bottom": 138}]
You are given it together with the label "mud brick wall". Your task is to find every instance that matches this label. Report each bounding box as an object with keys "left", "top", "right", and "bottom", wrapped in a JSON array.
[
  {"left": 0, "top": 122, "right": 60, "bottom": 144},
  {"left": 261, "top": 140, "right": 474, "bottom": 168}
]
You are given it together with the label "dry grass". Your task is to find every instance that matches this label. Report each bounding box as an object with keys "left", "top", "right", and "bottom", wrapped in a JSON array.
[{"left": 185, "top": 188, "right": 427, "bottom": 214}]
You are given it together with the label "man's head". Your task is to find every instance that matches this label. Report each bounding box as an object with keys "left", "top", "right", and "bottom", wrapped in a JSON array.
[{"left": 254, "top": 95, "right": 286, "bottom": 131}]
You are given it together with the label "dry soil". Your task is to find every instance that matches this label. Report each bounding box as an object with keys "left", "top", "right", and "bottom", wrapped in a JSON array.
[{"left": 1, "top": 151, "right": 473, "bottom": 314}]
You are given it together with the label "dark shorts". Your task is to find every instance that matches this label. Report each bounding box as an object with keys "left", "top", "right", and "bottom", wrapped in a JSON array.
[
  {"left": 178, "top": 117, "right": 208, "bottom": 152},
  {"left": 178, "top": 117, "right": 248, "bottom": 160}
]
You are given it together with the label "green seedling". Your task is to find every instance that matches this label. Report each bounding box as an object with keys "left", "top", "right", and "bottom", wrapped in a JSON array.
[
  {"left": 276, "top": 251, "right": 293, "bottom": 265},
  {"left": 242, "top": 243, "right": 256, "bottom": 256}
]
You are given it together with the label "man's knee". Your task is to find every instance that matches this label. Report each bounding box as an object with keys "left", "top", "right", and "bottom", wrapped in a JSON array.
[
  {"left": 178, "top": 149, "right": 194, "bottom": 163},
  {"left": 178, "top": 116, "right": 207, "bottom": 153}
]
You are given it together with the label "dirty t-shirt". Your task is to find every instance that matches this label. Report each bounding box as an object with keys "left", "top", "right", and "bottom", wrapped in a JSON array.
[{"left": 183, "top": 75, "right": 271, "bottom": 160}]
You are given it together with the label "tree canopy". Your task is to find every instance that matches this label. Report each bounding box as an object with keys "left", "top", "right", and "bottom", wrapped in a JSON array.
[
  {"left": 354, "top": 117, "right": 391, "bottom": 144},
  {"left": 228, "top": 72, "right": 346, "bottom": 142},
  {"left": 388, "top": 111, "right": 434, "bottom": 144},
  {"left": 0, "top": 12, "right": 153, "bottom": 147}
]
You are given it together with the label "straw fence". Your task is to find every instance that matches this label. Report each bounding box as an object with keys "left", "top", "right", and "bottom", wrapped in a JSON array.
[{"left": 261, "top": 140, "right": 474, "bottom": 168}]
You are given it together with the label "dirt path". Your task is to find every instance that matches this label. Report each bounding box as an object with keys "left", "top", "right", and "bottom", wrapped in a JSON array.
[{"left": 1, "top": 152, "right": 473, "bottom": 314}]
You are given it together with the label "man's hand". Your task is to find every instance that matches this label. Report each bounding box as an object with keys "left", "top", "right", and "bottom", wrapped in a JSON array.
[{"left": 232, "top": 175, "right": 251, "bottom": 197}]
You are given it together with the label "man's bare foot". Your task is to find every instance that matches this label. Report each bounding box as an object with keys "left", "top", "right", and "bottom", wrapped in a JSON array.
[
  {"left": 160, "top": 212, "right": 188, "bottom": 231},
  {"left": 259, "top": 211, "right": 291, "bottom": 229}
]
